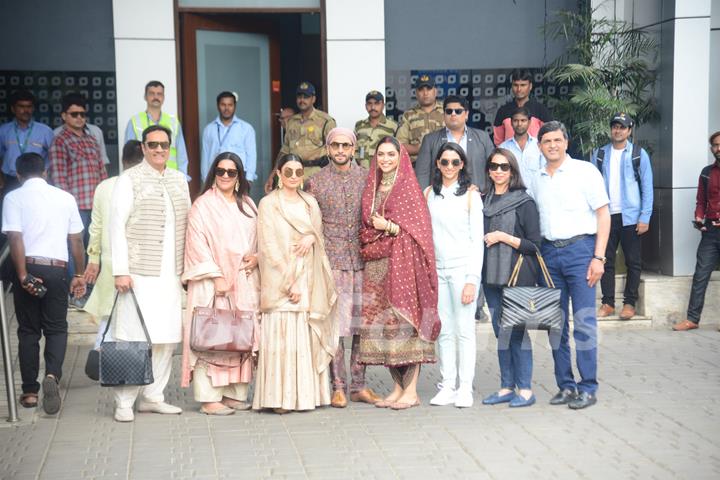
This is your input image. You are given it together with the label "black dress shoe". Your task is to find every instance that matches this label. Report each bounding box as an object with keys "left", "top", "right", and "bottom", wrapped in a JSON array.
[
  {"left": 568, "top": 391, "right": 597, "bottom": 410},
  {"left": 549, "top": 388, "right": 577, "bottom": 405}
]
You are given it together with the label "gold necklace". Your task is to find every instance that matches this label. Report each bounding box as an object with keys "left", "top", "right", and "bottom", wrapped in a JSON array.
[{"left": 380, "top": 171, "right": 396, "bottom": 186}]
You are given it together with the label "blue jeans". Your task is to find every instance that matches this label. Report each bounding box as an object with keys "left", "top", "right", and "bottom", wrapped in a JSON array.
[
  {"left": 484, "top": 285, "right": 533, "bottom": 390},
  {"left": 541, "top": 236, "right": 598, "bottom": 395}
]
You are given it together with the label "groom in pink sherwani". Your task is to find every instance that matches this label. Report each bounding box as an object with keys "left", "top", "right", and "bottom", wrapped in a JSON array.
[{"left": 305, "top": 127, "right": 381, "bottom": 408}]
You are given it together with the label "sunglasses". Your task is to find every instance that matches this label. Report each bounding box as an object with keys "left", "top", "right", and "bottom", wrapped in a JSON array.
[
  {"left": 329, "top": 142, "right": 353, "bottom": 150},
  {"left": 67, "top": 111, "right": 87, "bottom": 118},
  {"left": 145, "top": 141, "right": 171, "bottom": 151},
  {"left": 444, "top": 108, "right": 465, "bottom": 115},
  {"left": 215, "top": 167, "right": 238, "bottom": 178},
  {"left": 439, "top": 159, "right": 462, "bottom": 167},
  {"left": 282, "top": 167, "right": 304, "bottom": 178},
  {"left": 488, "top": 162, "right": 511, "bottom": 172}
]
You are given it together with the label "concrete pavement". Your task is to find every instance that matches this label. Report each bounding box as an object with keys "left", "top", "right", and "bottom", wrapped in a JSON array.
[{"left": 1, "top": 323, "right": 719, "bottom": 479}]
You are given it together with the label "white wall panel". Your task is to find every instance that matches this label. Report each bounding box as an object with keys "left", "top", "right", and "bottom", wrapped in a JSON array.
[
  {"left": 112, "top": 0, "right": 174, "bottom": 40},
  {"left": 671, "top": 17, "right": 711, "bottom": 188},
  {"left": 326, "top": 41, "right": 385, "bottom": 130},
  {"left": 326, "top": 0, "right": 384, "bottom": 40},
  {"left": 325, "top": 0, "right": 385, "bottom": 131},
  {"left": 675, "top": 0, "right": 712, "bottom": 17}
]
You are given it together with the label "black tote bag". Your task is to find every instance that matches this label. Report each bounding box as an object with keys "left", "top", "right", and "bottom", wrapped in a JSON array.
[{"left": 99, "top": 289, "right": 154, "bottom": 387}]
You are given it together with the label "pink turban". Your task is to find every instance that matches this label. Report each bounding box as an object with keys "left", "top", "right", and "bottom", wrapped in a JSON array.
[{"left": 326, "top": 127, "right": 357, "bottom": 145}]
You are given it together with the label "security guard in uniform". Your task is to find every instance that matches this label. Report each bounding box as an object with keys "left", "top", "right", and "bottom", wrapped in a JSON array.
[
  {"left": 354, "top": 91, "right": 397, "bottom": 169},
  {"left": 265, "top": 82, "right": 336, "bottom": 192},
  {"left": 396, "top": 74, "right": 444, "bottom": 165}
]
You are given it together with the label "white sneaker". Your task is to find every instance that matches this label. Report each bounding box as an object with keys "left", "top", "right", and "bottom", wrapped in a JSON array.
[
  {"left": 114, "top": 407, "right": 135, "bottom": 422},
  {"left": 137, "top": 401, "right": 182, "bottom": 414},
  {"left": 454, "top": 388, "right": 474, "bottom": 408},
  {"left": 430, "top": 386, "right": 457, "bottom": 406}
]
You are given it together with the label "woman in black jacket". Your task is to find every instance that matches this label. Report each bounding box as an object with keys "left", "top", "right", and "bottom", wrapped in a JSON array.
[{"left": 481, "top": 147, "right": 542, "bottom": 408}]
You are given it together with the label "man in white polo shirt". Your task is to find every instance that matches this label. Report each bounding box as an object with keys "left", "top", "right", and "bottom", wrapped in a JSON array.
[
  {"left": 529, "top": 121, "right": 610, "bottom": 410},
  {"left": 2, "top": 152, "right": 86, "bottom": 415}
]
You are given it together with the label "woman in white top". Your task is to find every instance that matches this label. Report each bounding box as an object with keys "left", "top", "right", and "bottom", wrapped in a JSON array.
[{"left": 425, "top": 143, "right": 484, "bottom": 408}]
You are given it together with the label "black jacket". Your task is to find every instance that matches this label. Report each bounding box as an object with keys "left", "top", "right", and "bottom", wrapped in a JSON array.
[{"left": 415, "top": 126, "right": 495, "bottom": 191}]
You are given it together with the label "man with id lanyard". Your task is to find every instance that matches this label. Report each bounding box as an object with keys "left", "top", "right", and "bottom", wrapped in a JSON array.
[
  {"left": 0, "top": 90, "right": 54, "bottom": 199},
  {"left": 200, "top": 91, "right": 257, "bottom": 182}
]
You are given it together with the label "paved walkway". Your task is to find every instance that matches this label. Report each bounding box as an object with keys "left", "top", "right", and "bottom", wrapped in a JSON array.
[{"left": 1, "top": 323, "right": 719, "bottom": 479}]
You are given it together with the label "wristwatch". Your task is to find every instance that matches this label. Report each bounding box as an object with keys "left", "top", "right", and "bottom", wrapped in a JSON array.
[{"left": 592, "top": 255, "right": 607, "bottom": 264}]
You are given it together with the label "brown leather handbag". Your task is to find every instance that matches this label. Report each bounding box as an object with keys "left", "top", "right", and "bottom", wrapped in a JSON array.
[{"left": 190, "top": 295, "right": 254, "bottom": 353}]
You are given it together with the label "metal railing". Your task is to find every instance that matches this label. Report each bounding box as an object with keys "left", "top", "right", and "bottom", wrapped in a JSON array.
[{"left": 0, "top": 244, "right": 19, "bottom": 422}]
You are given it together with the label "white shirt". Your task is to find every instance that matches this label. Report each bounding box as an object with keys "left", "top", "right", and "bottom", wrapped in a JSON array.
[
  {"left": 426, "top": 183, "right": 484, "bottom": 283},
  {"left": 2, "top": 177, "right": 83, "bottom": 261},
  {"left": 499, "top": 135, "right": 543, "bottom": 191},
  {"left": 529, "top": 155, "right": 609, "bottom": 241},
  {"left": 607, "top": 147, "right": 623, "bottom": 214}
]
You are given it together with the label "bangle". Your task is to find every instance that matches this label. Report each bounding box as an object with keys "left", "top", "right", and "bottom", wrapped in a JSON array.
[{"left": 74, "top": 274, "right": 84, "bottom": 278}]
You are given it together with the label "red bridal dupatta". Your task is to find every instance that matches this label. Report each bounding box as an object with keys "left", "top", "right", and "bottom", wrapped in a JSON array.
[{"left": 359, "top": 145, "right": 441, "bottom": 342}]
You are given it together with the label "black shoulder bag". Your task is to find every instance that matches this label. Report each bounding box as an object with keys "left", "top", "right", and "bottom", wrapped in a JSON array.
[
  {"left": 99, "top": 289, "right": 154, "bottom": 387},
  {"left": 500, "top": 248, "right": 563, "bottom": 333}
]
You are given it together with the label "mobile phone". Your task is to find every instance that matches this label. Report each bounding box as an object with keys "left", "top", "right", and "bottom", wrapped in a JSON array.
[
  {"left": 692, "top": 220, "right": 705, "bottom": 230},
  {"left": 23, "top": 274, "right": 47, "bottom": 298}
]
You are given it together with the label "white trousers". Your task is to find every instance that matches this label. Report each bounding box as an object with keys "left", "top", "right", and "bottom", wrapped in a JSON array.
[
  {"left": 192, "top": 363, "right": 249, "bottom": 403},
  {"left": 113, "top": 343, "right": 175, "bottom": 408},
  {"left": 437, "top": 266, "right": 478, "bottom": 390}
]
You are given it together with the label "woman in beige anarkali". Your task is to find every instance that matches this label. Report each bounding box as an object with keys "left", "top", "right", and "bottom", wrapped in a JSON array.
[{"left": 253, "top": 153, "right": 337, "bottom": 413}]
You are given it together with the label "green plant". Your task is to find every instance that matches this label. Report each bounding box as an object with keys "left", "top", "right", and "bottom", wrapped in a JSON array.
[{"left": 544, "top": 1, "right": 658, "bottom": 157}]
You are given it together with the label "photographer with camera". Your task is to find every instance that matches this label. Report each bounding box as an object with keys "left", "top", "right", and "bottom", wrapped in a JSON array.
[{"left": 1, "top": 152, "right": 86, "bottom": 414}]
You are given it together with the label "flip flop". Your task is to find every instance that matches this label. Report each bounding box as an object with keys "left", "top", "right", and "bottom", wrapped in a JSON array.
[
  {"left": 390, "top": 399, "right": 421, "bottom": 410},
  {"left": 19, "top": 393, "right": 38, "bottom": 408}
]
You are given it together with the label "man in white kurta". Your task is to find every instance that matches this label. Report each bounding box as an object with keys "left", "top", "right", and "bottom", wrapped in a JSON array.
[{"left": 110, "top": 126, "right": 190, "bottom": 422}]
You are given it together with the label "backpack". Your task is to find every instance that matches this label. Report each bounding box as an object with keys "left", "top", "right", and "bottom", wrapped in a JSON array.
[{"left": 595, "top": 143, "right": 643, "bottom": 197}]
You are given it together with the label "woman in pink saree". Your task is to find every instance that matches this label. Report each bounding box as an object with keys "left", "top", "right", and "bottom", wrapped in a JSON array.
[{"left": 181, "top": 152, "right": 260, "bottom": 415}]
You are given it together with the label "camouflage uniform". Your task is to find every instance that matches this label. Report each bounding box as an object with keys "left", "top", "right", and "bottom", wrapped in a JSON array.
[
  {"left": 353, "top": 114, "right": 398, "bottom": 168},
  {"left": 395, "top": 101, "right": 445, "bottom": 163},
  {"left": 277, "top": 108, "right": 336, "bottom": 178}
]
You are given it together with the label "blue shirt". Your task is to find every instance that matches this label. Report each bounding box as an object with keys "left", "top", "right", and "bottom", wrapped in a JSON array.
[
  {"left": 201, "top": 116, "right": 257, "bottom": 182},
  {"left": 529, "top": 155, "right": 609, "bottom": 241},
  {"left": 499, "top": 135, "right": 542, "bottom": 190},
  {"left": 591, "top": 140, "right": 653, "bottom": 226},
  {"left": 444, "top": 127, "right": 468, "bottom": 153},
  {"left": 0, "top": 120, "right": 54, "bottom": 176}
]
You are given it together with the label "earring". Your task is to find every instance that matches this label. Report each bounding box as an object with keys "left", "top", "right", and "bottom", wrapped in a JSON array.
[
  {"left": 277, "top": 174, "right": 283, "bottom": 189},
  {"left": 300, "top": 177, "right": 304, "bottom": 190},
  {"left": 234, "top": 181, "right": 239, "bottom": 192}
]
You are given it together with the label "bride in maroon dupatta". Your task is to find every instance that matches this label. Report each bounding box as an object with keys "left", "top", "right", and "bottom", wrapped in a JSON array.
[{"left": 357, "top": 136, "right": 441, "bottom": 410}]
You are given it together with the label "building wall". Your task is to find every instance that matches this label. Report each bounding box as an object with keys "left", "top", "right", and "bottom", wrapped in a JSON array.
[
  {"left": 112, "top": 0, "right": 178, "bottom": 157},
  {"left": 595, "top": 0, "right": 713, "bottom": 275},
  {"left": 325, "top": 0, "right": 385, "bottom": 130},
  {"left": 0, "top": 0, "right": 115, "bottom": 71},
  {"left": 384, "top": 0, "right": 576, "bottom": 70}
]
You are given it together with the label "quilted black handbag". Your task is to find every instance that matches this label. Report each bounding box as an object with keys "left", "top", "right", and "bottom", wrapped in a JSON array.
[
  {"left": 501, "top": 249, "right": 563, "bottom": 332},
  {"left": 99, "top": 289, "right": 154, "bottom": 387}
]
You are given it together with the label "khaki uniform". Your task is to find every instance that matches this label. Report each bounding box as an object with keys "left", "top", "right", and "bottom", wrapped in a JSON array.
[
  {"left": 353, "top": 115, "right": 398, "bottom": 168},
  {"left": 277, "top": 108, "right": 336, "bottom": 178},
  {"left": 395, "top": 101, "right": 444, "bottom": 163}
]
